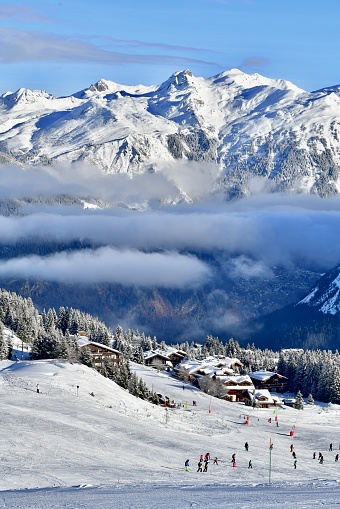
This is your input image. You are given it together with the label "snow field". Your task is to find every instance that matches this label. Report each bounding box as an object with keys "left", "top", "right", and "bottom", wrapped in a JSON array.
[{"left": 0, "top": 359, "right": 339, "bottom": 507}]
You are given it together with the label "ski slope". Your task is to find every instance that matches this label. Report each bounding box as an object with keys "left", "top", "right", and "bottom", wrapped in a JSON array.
[{"left": 0, "top": 358, "right": 339, "bottom": 508}]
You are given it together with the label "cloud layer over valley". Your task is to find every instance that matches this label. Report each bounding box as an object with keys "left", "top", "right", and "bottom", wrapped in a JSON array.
[{"left": 1, "top": 164, "right": 340, "bottom": 289}]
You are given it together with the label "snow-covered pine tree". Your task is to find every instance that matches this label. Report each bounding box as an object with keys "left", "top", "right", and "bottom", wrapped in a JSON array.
[
  {"left": 79, "top": 346, "right": 93, "bottom": 368},
  {"left": 294, "top": 390, "right": 304, "bottom": 410},
  {"left": 307, "top": 393, "right": 314, "bottom": 405}
]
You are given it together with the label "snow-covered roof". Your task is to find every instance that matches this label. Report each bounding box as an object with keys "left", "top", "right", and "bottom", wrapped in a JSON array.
[
  {"left": 249, "top": 370, "right": 287, "bottom": 381},
  {"left": 177, "top": 356, "right": 241, "bottom": 377},
  {"left": 143, "top": 350, "right": 171, "bottom": 361},
  {"left": 247, "top": 389, "right": 276, "bottom": 404},
  {"left": 77, "top": 339, "right": 120, "bottom": 354},
  {"left": 220, "top": 375, "right": 253, "bottom": 385}
]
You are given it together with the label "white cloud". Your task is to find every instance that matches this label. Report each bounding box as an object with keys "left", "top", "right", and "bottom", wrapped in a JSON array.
[
  {"left": 0, "top": 247, "right": 211, "bottom": 288},
  {"left": 0, "top": 28, "right": 217, "bottom": 67}
]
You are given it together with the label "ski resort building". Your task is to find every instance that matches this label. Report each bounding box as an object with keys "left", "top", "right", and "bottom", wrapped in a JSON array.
[
  {"left": 143, "top": 348, "right": 187, "bottom": 370},
  {"left": 249, "top": 371, "right": 288, "bottom": 393},
  {"left": 244, "top": 389, "right": 280, "bottom": 408},
  {"left": 77, "top": 339, "right": 121, "bottom": 369}
]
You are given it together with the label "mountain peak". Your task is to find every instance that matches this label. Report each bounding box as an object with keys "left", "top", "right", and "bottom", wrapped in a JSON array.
[{"left": 1, "top": 87, "right": 55, "bottom": 107}]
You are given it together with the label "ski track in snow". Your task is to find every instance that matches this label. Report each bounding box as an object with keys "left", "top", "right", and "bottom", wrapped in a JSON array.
[{"left": 0, "top": 359, "right": 339, "bottom": 507}]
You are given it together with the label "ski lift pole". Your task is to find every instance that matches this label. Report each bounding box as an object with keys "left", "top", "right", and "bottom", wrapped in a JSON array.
[{"left": 269, "top": 438, "right": 273, "bottom": 484}]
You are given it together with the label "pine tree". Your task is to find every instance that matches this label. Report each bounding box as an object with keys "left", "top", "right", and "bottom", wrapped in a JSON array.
[
  {"left": 330, "top": 365, "right": 340, "bottom": 404},
  {"left": 0, "top": 321, "right": 8, "bottom": 360},
  {"left": 294, "top": 390, "right": 304, "bottom": 410},
  {"left": 307, "top": 393, "right": 314, "bottom": 405},
  {"left": 79, "top": 347, "right": 93, "bottom": 368}
]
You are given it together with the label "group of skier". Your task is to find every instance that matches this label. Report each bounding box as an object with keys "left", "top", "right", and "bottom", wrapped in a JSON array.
[
  {"left": 185, "top": 440, "right": 340, "bottom": 472},
  {"left": 186, "top": 443, "right": 253, "bottom": 472}
]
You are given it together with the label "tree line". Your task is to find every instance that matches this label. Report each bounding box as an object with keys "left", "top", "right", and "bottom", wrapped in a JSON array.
[{"left": 1, "top": 288, "right": 340, "bottom": 404}]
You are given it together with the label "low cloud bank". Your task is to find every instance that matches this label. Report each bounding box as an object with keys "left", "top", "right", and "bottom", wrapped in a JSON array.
[
  {"left": 0, "top": 247, "right": 211, "bottom": 288},
  {"left": 1, "top": 163, "right": 340, "bottom": 287}
]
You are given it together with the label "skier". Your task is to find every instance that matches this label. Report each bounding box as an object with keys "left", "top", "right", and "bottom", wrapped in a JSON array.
[
  {"left": 329, "top": 443, "right": 333, "bottom": 451},
  {"left": 294, "top": 459, "right": 297, "bottom": 469},
  {"left": 292, "top": 451, "right": 297, "bottom": 459},
  {"left": 319, "top": 455, "right": 324, "bottom": 464},
  {"left": 318, "top": 452, "right": 322, "bottom": 460},
  {"left": 213, "top": 457, "right": 218, "bottom": 465},
  {"left": 245, "top": 442, "right": 249, "bottom": 452},
  {"left": 185, "top": 459, "right": 190, "bottom": 472},
  {"left": 290, "top": 444, "right": 294, "bottom": 453},
  {"left": 268, "top": 418, "right": 272, "bottom": 423},
  {"left": 197, "top": 460, "right": 203, "bottom": 472},
  {"left": 313, "top": 452, "right": 316, "bottom": 460},
  {"left": 36, "top": 384, "right": 40, "bottom": 394},
  {"left": 205, "top": 452, "right": 210, "bottom": 461},
  {"left": 203, "top": 459, "right": 209, "bottom": 472},
  {"left": 248, "top": 459, "right": 252, "bottom": 469},
  {"left": 335, "top": 454, "right": 339, "bottom": 462}
]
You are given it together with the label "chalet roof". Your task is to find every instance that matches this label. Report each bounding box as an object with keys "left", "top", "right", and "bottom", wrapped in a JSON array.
[
  {"left": 177, "top": 356, "right": 242, "bottom": 377},
  {"left": 249, "top": 370, "right": 287, "bottom": 382},
  {"left": 77, "top": 339, "right": 120, "bottom": 355},
  {"left": 247, "top": 389, "right": 278, "bottom": 404},
  {"left": 220, "top": 375, "right": 253, "bottom": 385},
  {"left": 143, "top": 350, "right": 171, "bottom": 361},
  {"left": 163, "top": 347, "right": 186, "bottom": 357}
]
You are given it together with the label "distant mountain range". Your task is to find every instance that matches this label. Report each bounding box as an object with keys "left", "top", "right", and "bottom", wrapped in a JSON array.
[
  {"left": 1, "top": 68, "right": 340, "bottom": 199},
  {"left": 1, "top": 68, "right": 340, "bottom": 348}
]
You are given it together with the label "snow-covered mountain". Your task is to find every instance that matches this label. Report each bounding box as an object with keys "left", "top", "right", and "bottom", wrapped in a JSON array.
[
  {"left": 2, "top": 69, "right": 340, "bottom": 198},
  {"left": 297, "top": 264, "right": 340, "bottom": 314}
]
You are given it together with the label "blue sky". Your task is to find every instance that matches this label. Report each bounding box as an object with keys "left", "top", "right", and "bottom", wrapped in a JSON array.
[{"left": 0, "top": 0, "right": 339, "bottom": 96}]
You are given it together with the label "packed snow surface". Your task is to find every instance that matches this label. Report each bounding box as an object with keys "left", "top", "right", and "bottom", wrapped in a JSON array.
[{"left": 0, "top": 358, "right": 339, "bottom": 508}]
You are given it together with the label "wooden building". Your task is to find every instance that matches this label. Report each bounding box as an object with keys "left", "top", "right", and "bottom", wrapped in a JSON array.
[
  {"left": 249, "top": 371, "right": 288, "bottom": 393},
  {"left": 77, "top": 340, "right": 120, "bottom": 370}
]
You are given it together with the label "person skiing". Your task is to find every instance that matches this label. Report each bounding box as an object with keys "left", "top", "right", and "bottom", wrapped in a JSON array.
[
  {"left": 329, "top": 443, "right": 333, "bottom": 451},
  {"left": 313, "top": 452, "right": 316, "bottom": 460},
  {"left": 335, "top": 454, "right": 339, "bottom": 462},
  {"left": 185, "top": 459, "right": 190, "bottom": 472},
  {"left": 268, "top": 418, "right": 272, "bottom": 423},
  {"left": 245, "top": 442, "right": 249, "bottom": 452},
  {"left": 197, "top": 460, "right": 203, "bottom": 472},
  {"left": 318, "top": 452, "right": 322, "bottom": 460},
  {"left": 203, "top": 459, "right": 209, "bottom": 472},
  {"left": 290, "top": 444, "right": 294, "bottom": 453},
  {"left": 319, "top": 455, "right": 324, "bottom": 464},
  {"left": 292, "top": 451, "right": 297, "bottom": 459},
  {"left": 36, "top": 383, "right": 40, "bottom": 394},
  {"left": 213, "top": 457, "right": 218, "bottom": 465},
  {"left": 248, "top": 459, "right": 252, "bottom": 469},
  {"left": 294, "top": 459, "right": 297, "bottom": 469},
  {"left": 205, "top": 452, "right": 210, "bottom": 461}
]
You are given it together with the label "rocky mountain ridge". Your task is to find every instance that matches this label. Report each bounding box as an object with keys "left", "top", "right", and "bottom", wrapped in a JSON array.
[{"left": 1, "top": 69, "right": 340, "bottom": 199}]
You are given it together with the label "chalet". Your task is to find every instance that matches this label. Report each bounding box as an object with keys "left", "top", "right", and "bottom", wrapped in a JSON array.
[
  {"left": 244, "top": 389, "right": 280, "bottom": 408},
  {"left": 143, "top": 350, "right": 173, "bottom": 370},
  {"left": 249, "top": 371, "right": 288, "bottom": 393},
  {"left": 219, "top": 375, "right": 255, "bottom": 402},
  {"left": 163, "top": 348, "right": 187, "bottom": 366},
  {"left": 175, "top": 356, "right": 243, "bottom": 381},
  {"left": 77, "top": 339, "right": 120, "bottom": 369}
]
